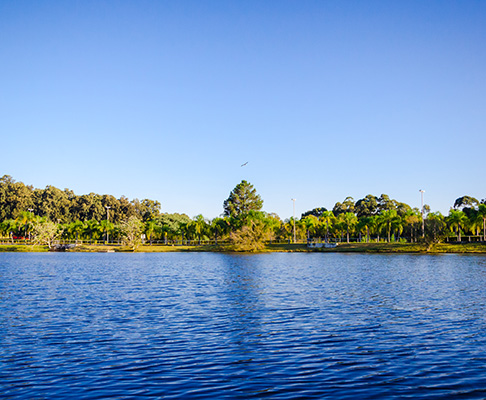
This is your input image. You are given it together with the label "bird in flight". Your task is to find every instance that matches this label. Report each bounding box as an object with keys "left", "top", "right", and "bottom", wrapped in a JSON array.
[{"left": 241, "top": 162, "right": 248, "bottom": 167}]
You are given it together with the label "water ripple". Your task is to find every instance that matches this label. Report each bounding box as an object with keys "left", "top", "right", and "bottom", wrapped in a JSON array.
[{"left": 1, "top": 253, "right": 486, "bottom": 399}]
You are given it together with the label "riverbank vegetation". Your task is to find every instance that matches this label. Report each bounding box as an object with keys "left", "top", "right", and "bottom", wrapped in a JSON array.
[{"left": 0, "top": 175, "right": 485, "bottom": 253}]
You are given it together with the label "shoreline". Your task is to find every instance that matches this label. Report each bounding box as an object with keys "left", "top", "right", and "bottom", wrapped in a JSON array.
[{"left": 1, "top": 242, "right": 485, "bottom": 254}]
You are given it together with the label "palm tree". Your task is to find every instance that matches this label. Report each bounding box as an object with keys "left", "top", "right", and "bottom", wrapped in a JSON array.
[
  {"left": 84, "top": 219, "right": 102, "bottom": 243},
  {"left": 0, "top": 220, "right": 15, "bottom": 243},
  {"left": 447, "top": 210, "right": 467, "bottom": 241},
  {"left": 210, "top": 217, "right": 229, "bottom": 245},
  {"left": 179, "top": 221, "right": 194, "bottom": 244},
  {"left": 333, "top": 219, "right": 345, "bottom": 242},
  {"left": 100, "top": 219, "right": 115, "bottom": 244},
  {"left": 341, "top": 212, "right": 358, "bottom": 243},
  {"left": 403, "top": 210, "right": 421, "bottom": 242},
  {"left": 68, "top": 220, "right": 85, "bottom": 244},
  {"left": 193, "top": 214, "right": 208, "bottom": 244},
  {"left": 15, "top": 211, "right": 36, "bottom": 240},
  {"left": 478, "top": 204, "right": 486, "bottom": 241},
  {"left": 426, "top": 212, "right": 446, "bottom": 242},
  {"left": 319, "top": 211, "right": 334, "bottom": 243},
  {"left": 302, "top": 215, "right": 319, "bottom": 242},
  {"left": 296, "top": 218, "right": 308, "bottom": 242},
  {"left": 144, "top": 220, "right": 157, "bottom": 245},
  {"left": 357, "top": 216, "right": 373, "bottom": 243},
  {"left": 466, "top": 210, "right": 481, "bottom": 238},
  {"left": 2, "top": 219, "right": 18, "bottom": 243},
  {"left": 367, "top": 215, "right": 379, "bottom": 242},
  {"left": 378, "top": 210, "right": 400, "bottom": 242},
  {"left": 288, "top": 217, "right": 301, "bottom": 243},
  {"left": 392, "top": 215, "right": 404, "bottom": 242}
]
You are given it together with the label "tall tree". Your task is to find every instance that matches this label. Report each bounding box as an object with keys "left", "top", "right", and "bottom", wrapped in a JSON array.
[
  {"left": 332, "top": 197, "right": 355, "bottom": 216},
  {"left": 377, "top": 194, "right": 398, "bottom": 213},
  {"left": 0, "top": 175, "right": 34, "bottom": 220},
  {"left": 223, "top": 180, "right": 263, "bottom": 218},
  {"left": 354, "top": 195, "right": 379, "bottom": 218},
  {"left": 154, "top": 213, "right": 192, "bottom": 242},
  {"left": 453, "top": 196, "right": 479, "bottom": 210},
  {"left": 301, "top": 207, "right": 327, "bottom": 219}
]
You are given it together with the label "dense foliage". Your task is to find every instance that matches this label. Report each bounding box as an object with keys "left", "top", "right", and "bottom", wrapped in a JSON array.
[
  {"left": 1, "top": 175, "right": 485, "bottom": 250},
  {"left": 0, "top": 175, "right": 161, "bottom": 224}
]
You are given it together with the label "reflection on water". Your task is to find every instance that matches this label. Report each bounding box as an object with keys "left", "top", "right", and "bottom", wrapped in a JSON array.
[{"left": 1, "top": 252, "right": 486, "bottom": 399}]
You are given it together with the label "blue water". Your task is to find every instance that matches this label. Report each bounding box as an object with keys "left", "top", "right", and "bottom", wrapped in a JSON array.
[{"left": 1, "top": 252, "right": 486, "bottom": 399}]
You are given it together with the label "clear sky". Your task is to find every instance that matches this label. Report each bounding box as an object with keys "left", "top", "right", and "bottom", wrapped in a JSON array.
[{"left": 1, "top": 1, "right": 485, "bottom": 220}]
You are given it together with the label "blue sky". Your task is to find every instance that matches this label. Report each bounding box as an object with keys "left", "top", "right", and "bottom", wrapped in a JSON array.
[{"left": 1, "top": 1, "right": 485, "bottom": 219}]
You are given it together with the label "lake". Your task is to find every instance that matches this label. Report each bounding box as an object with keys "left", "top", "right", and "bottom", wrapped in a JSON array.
[{"left": 1, "top": 252, "right": 486, "bottom": 399}]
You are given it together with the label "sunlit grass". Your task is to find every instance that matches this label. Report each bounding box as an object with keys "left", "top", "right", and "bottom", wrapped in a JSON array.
[
  {"left": 1, "top": 242, "right": 485, "bottom": 254},
  {"left": 0, "top": 245, "right": 49, "bottom": 252}
]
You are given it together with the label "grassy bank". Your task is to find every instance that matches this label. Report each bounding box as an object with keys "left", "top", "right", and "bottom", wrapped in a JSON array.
[
  {"left": 0, "top": 245, "right": 49, "bottom": 252},
  {"left": 1, "top": 242, "right": 485, "bottom": 254},
  {"left": 301, "top": 242, "right": 486, "bottom": 254}
]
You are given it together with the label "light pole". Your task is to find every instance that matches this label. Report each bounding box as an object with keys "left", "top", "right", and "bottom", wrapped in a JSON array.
[
  {"left": 105, "top": 206, "right": 111, "bottom": 244},
  {"left": 419, "top": 190, "right": 425, "bottom": 238},
  {"left": 291, "top": 198, "right": 296, "bottom": 244},
  {"left": 27, "top": 208, "right": 34, "bottom": 243}
]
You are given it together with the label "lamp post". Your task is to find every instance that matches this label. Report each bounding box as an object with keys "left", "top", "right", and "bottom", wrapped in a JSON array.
[
  {"left": 291, "top": 198, "right": 296, "bottom": 243},
  {"left": 105, "top": 206, "right": 111, "bottom": 244},
  {"left": 27, "top": 208, "right": 34, "bottom": 243},
  {"left": 419, "top": 190, "right": 425, "bottom": 238}
]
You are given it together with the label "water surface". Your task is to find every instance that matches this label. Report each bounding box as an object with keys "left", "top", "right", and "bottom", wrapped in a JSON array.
[{"left": 1, "top": 252, "right": 486, "bottom": 399}]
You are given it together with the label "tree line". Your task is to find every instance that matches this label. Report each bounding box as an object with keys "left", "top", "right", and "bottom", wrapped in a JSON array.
[
  {"left": 0, "top": 175, "right": 161, "bottom": 224},
  {"left": 0, "top": 175, "right": 485, "bottom": 250}
]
